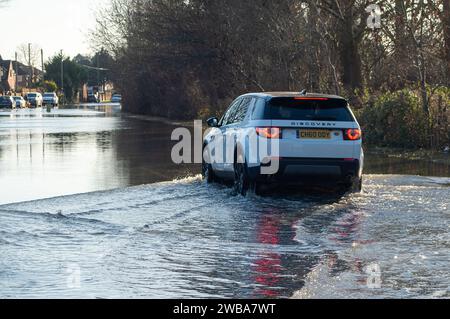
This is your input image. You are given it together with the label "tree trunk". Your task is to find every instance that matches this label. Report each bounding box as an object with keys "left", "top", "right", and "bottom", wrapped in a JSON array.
[
  {"left": 307, "top": 5, "right": 321, "bottom": 92},
  {"left": 338, "top": 27, "right": 363, "bottom": 91},
  {"left": 443, "top": 0, "right": 450, "bottom": 85},
  {"left": 338, "top": 8, "right": 363, "bottom": 92},
  {"left": 394, "top": 0, "right": 409, "bottom": 79}
]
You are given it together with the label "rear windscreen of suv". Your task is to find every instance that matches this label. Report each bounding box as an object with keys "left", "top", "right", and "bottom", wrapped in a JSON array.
[{"left": 256, "top": 97, "right": 354, "bottom": 122}]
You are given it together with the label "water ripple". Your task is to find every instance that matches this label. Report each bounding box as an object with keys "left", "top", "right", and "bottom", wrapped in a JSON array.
[{"left": 0, "top": 174, "right": 449, "bottom": 299}]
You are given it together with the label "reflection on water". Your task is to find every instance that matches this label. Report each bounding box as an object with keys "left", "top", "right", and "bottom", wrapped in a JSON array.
[
  {"left": 0, "top": 106, "right": 196, "bottom": 204},
  {"left": 364, "top": 150, "right": 450, "bottom": 178}
]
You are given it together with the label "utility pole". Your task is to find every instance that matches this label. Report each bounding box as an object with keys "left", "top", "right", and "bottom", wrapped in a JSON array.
[
  {"left": 28, "top": 43, "right": 31, "bottom": 67},
  {"left": 60, "top": 50, "right": 64, "bottom": 105},
  {"left": 28, "top": 43, "right": 34, "bottom": 86},
  {"left": 14, "top": 52, "right": 18, "bottom": 93},
  {"left": 96, "top": 54, "right": 100, "bottom": 85},
  {"left": 97, "top": 55, "right": 100, "bottom": 101},
  {"left": 40, "top": 49, "right": 44, "bottom": 74}
]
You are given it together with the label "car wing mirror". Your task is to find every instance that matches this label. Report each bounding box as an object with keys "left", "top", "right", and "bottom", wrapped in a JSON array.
[{"left": 207, "top": 117, "right": 219, "bottom": 128}]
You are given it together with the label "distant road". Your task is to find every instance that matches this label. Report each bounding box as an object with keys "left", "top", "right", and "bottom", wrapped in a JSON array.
[{"left": 63, "top": 102, "right": 121, "bottom": 108}]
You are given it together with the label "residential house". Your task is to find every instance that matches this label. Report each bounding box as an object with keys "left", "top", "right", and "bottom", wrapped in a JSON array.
[
  {"left": 12, "top": 61, "right": 43, "bottom": 90},
  {"left": 84, "top": 82, "right": 115, "bottom": 102},
  {"left": 0, "top": 55, "right": 16, "bottom": 94}
]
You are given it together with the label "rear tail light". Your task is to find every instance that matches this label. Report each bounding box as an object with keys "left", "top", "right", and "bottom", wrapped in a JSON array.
[
  {"left": 256, "top": 127, "right": 282, "bottom": 139},
  {"left": 344, "top": 129, "right": 362, "bottom": 141}
]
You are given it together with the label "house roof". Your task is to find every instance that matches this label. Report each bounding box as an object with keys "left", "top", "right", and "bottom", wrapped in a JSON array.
[
  {"left": 0, "top": 59, "right": 11, "bottom": 72},
  {"left": 12, "top": 61, "right": 43, "bottom": 76},
  {"left": 0, "top": 59, "right": 12, "bottom": 81},
  {"left": 0, "top": 55, "right": 42, "bottom": 75}
]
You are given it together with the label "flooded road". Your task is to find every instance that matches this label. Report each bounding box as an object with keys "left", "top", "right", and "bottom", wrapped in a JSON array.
[
  {"left": 0, "top": 106, "right": 196, "bottom": 205},
  {"left": 0, "top": 106, "right": 449, "bottom": 299}
]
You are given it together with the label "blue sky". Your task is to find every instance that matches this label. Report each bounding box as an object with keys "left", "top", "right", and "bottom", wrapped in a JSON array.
[{"left": 0, "top": 0, "right": 108, "bottom": 61}]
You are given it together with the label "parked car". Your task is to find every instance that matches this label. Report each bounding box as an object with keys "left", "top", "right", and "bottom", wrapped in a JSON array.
[
  {"left": 111, "top": 94, "right": 122, "bottom": 103},
  {"left": 87, "top": 93, "right": 100, "bottom": 103},
  {"left": 43, "top": 92, "right": 59, "bottom": 107},
  {"left": 0, "top": 96, "right": 15, "bottom": 109},
  {"left": 26, "top": 92, "right": 43, "bottom": 108},
  {"left": 202, "top": 92, "right": 364, "bottom": 195},
  {"left": 12, "top": 96, "right": 26, "bottom": 108}
]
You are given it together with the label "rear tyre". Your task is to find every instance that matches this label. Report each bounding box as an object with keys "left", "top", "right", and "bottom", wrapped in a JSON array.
[
  {"left": 357, "top": 177, "right": 363, "bottom": 192},
  {"left": 234, "top": 162, "right": 254, "bottom": 196},
  {"left": 202, "top": 148, "right": 216, "bottom": 184},
  {"left": 202, "top": 161, "right": 215, "bottom": 184},
  {"left": 342, "top": 177, "right": 363, "bottom": 193}
]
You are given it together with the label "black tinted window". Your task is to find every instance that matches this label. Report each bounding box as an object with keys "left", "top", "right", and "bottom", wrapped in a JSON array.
[
  {"left": 251, "top": 97, "right": 266, "bottom": 120},
  {"left": 263, "top": 97, "right": 354, "bottom": 122}
]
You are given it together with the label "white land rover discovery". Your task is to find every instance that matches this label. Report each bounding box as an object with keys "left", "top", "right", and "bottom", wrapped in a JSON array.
[{"left": 203, "top": 92, "right": 364, "bottom": 195}]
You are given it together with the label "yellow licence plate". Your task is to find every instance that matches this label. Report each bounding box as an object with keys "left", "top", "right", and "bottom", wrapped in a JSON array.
[{"left": 299, "top": 130, "right": 331, "bottom": 139}]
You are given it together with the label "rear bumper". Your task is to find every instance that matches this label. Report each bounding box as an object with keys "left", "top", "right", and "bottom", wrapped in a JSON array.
[{"left": 248, "top": 158, "right": 361, "bottom": 184}]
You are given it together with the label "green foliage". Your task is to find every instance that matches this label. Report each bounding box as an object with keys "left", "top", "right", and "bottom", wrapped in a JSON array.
[
  {"left": 428, "top": 87, "right": 450, "bottom": 148},
  {"left": 42, "top": 80, "right": 58, "bottom": 92},
  {"left": 73, "top": 49, "right": 113, "bottom": 86},
  {"left": 44, "top": 53, "right": 87, "bottom": 102},
  {"left": 358, "top": 90, "right": 432, "bottom": 148}
]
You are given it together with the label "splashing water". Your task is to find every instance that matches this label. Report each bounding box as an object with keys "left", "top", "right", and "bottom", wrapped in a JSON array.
[{"left": 0, "top": 174, "right": 448, "bottom": 299}]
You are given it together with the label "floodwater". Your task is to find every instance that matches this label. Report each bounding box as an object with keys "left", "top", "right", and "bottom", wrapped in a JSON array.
[
  {"left": 0, "top": 106, "right": 449, "bottom": 299},
  {"left": 0, "top": 105, "right": 197, "bottom": 205}
]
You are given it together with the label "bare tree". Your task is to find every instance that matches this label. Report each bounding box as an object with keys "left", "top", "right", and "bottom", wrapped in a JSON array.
[
  {"left": 441, "top": 0, "right": 450, "bottom": 85},
  {"left": 92, "top": 0, "right": 448, "bottom": 125},
  {"left": 16, "top": 43, "right": 42, "bottom": 69}
]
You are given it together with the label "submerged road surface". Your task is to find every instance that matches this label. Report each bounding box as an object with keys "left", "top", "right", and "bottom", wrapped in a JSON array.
[
  {"left": 0, "top": 106, "right": 449, "bottom": 298},
  {"left": 0, "top": 175, "right": 449, "bottom": 298}
]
